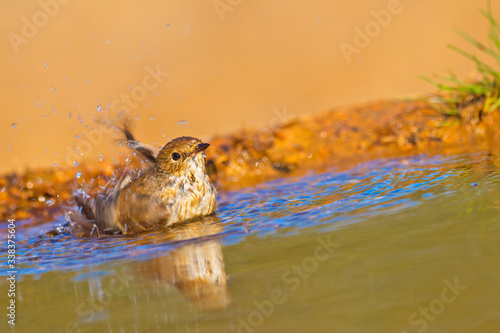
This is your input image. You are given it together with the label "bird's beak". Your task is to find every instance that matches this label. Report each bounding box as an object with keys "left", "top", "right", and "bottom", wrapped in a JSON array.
[{"left": 190, "top": 143, "right": 210, "bottom": 156}]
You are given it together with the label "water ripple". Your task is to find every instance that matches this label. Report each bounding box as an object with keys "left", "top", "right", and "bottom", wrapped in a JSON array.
[{"left": 2, "top": 152, "right": 497, "bottom": 277}]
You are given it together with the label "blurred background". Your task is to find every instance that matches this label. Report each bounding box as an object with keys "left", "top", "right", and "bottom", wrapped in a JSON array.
[{"left": 0, "top": 0, "right": 493, "bottom": 173}]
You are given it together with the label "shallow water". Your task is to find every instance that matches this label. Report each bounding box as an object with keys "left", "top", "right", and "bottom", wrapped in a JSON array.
[{"left": 1, "top": 152, "right": 500, "bottom": 332}]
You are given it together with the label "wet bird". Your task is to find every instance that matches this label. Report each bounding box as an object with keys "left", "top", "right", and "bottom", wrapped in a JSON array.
[{"left": 67, "top": 129, "right": 217, "bottom": 236}]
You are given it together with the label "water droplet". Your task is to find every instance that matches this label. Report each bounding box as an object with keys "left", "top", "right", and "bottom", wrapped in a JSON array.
[
  {"left": 43, "top": 61, "right": 49, "bottom": 69},
  {"left": 99, "top": 154, "right": 104, "bottom": 161},
  {"left": 51, "top": 87, "right": 58, "bottom": 93},
  {"left": 178, "top": 120, "right": 188, "bottom": 125},
  {"left": 78, "top": 114, "right": 83, "bottom": 125},
  {"left": 167, "top": 24, "right": 171, "bottom": 28},
  {"left": 38, "top": 196, "right": 46, "bottom": 202},
  {"left": 106, "top": 39, "right": 110, "bottom": 43},
  {"left": 96, "top": 104, "right": 102, "bottom": 112},
  {"left": 74, "top": 161, "right": 79, "bottom": 166},
  {"left": 150, "top": 117, "right": 154, "bottom": 120},
  {"left": 75, "top": 171, "right": 82, "bottom": 179},
  {"left": 11, "top": 123, "right": 17, "bottom": 128}
]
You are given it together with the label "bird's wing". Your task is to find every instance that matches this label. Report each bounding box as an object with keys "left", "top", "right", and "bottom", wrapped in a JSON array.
[
  {"left": 105, "top": 169, "right": 173, "bottom": 234},
  {"left": 121, "top": 126, "right": 160, "bottom": 164},
  {"left": 114, "top": 190, "right": 171, "bottom": 234}
]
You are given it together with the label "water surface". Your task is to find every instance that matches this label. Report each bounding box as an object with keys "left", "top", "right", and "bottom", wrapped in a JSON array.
[{"left": 1, "top": 152, "right": 500, "bottom": 332}]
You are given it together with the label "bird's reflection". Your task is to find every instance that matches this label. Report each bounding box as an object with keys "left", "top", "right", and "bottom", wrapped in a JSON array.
[{"left": 132, "top": 216, "right": 230, "bottom": 310}]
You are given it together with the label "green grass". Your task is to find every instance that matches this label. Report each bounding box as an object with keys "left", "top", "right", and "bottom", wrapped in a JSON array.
[{"left": 421, "top": 0, "right": 500, "bottom": 117}]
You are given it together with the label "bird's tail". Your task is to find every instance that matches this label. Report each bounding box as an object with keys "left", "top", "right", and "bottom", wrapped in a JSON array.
[{"left": 62, "top": 190, "right": 104, "bottom": 238}]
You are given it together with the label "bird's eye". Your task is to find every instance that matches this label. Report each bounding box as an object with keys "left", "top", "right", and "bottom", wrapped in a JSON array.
[{"left": 172, "top": 152, "right": 181, "bottom": 161}]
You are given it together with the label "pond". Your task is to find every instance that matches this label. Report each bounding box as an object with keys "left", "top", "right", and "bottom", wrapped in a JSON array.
[{"left": 1, "top": 152, "right": 499, "bottom": 333}]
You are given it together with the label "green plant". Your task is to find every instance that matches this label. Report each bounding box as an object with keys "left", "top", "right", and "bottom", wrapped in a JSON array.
[{"left": 421, "top": 0, "right": 500, "bottom": 117}]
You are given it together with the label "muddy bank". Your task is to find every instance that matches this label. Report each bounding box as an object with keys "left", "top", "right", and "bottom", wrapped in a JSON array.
[{"left": 2, "top": 98, "right": 499, "bottom": 221}]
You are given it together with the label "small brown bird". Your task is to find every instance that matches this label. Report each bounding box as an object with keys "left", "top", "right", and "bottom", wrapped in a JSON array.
[{"left": 67, "top": 130, "right": 217, "bottom": 236}]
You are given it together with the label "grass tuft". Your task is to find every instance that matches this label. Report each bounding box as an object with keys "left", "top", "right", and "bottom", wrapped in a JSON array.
[{"left": 421, "top": 0, "right": 500, "bottom": 117}]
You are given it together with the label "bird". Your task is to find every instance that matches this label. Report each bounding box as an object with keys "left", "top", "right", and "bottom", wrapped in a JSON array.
[{"left": 65, "top": 129, "right": 217, "bottom": 236}]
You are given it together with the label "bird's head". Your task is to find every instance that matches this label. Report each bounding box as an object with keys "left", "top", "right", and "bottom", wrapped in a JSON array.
[{"left": 155, "top": 136, "right": 210, "bottom": 176}]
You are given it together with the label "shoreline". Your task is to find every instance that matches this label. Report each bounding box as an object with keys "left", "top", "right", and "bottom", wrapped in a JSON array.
[{"left": 1, "top": 98, "right": 499, "bottom": 221}]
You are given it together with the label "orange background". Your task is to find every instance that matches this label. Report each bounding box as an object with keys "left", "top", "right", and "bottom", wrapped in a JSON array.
[{"left": 0, "top": 0, "right": 495, "bottom": 172}]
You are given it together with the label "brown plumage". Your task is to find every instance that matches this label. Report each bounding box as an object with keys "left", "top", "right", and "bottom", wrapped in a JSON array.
[{"left": 66, "top": 130, "right": 217, "bottom": 237}]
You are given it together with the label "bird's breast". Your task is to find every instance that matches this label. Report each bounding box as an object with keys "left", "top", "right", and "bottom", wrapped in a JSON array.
[{"left": 167, "top": 170, "right": 217, "bottom": 225}]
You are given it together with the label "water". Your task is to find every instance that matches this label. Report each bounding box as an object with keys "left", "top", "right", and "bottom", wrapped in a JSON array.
[{"left": 1, "top": 152, "right": 500, "bottom": 333}]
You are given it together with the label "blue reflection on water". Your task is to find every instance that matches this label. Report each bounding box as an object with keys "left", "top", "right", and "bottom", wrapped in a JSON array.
[{"left": 0, "top": 153, "right": 488, "bottom": 278}]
